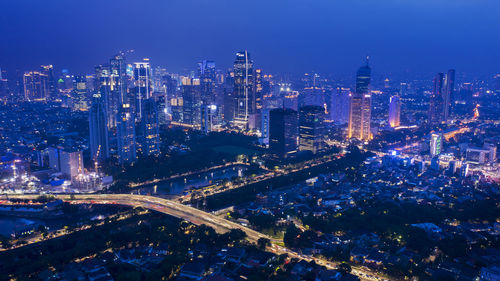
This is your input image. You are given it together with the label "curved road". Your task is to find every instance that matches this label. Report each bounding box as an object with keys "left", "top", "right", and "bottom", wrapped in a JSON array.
[{"left": 2, "top": 193, "right": 392, "bottom": 281}]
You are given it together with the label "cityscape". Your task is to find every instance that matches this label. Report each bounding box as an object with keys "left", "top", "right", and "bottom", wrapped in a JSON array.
[{"left": 0, "top": 1, "right": 499, "bottom": 281}]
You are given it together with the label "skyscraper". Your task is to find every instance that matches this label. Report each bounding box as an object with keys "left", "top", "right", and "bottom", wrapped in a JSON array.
[
  {"left": 232, "top": 51, "right": 254, "bottom": 129},
  {"left": 388, "top": 95, "right": 401, "bottom": 127},
  {"left": 430, "top": 133, "right": 443, "bottom": 157},
  {"left": 348, "top": 59, "right": 372, "bottom": 140},
  {"left": 89, "top": 93, "right": 110, "bottom": 162},
  {"left": 116, "top": 103, "right": 136, "bottom": 164},
  {"left": 299, "top": 105, "right": 325, "bottom": 154},
  {"left": 23, "top": 71, "right": 49, "bottom": 101},
  {"left": 141, "top": 98, "right": 160, "bottom": 156},
  {"left": 134, "top": 59, "right": 153, "bottom": 119},
  {"left": 198, "top": 60, "right": 216, "bottom": 103},
  {"left": 269, "top": 108, "right": 298, "bottom": 158},
  {"left": 429, "top": 69, "right": 455, "bottom": 125},
  {"left": 40, "top": 65, "right": 57, "bottom": 99},
  {"left": 330, "top": 87, "right": 350, "bottom": 124}
]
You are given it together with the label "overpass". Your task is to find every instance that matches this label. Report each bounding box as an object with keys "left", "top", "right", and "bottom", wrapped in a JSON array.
[{"left": 2, "top": 193, "right": 391, "bottom": 281}]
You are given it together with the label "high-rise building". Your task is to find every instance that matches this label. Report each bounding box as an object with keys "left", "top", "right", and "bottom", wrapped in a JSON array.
[
  {"left": 23, "top": 71, "right": 49, "bottom": 101},
  {"left": 330, "top": 87, "right": 350, "bottom": 124},
  {"left": 348, "top": 59, "right": 372, "bottom": 140},
  {"left": 429, "top": 69, "right": 455, "bottom": 125},
  {"left": 89, "top": 93, "right": 110, "bottom": 162},
  {"left": 232, "top": 51, "right": 254, "bottom": 129},
  {"left": 198, "top": 60, "right": 216, "bottom": 104},
  {"left": 430, "top": 133, "right": 443, "bottom": 157},
  {"left": 48, "top": 147, "right": 84, "bottom": 180},
  {"left": 110, "top": 54, "right": 129, "bottom": 126},
  {"left": 140, "top": 98, "right": 160, "bottom": 156},
  {"left": 134, "top": 59, "right": 153, "bottom": 119},
  {"left": 201, "top": 104, "right": 217, "bottom": 134},
  {"left": 299, "top": 105, "right": 325, "bottom": 154},
  {"left": 388, "top": 95, "right": 401, "bottom": 127},
  {"left": 40, "top": 65, "right": 57, "bottom": 99},
  {"left": 255, "top": 69, "right": 264, "bottom": 110},
  {"left": 73, "top": 75, "right": 89, "bottom": 111},
  {"left": 181, "top": 83, "right": 202, "bottom": 125},
  {"left": 95, "top": 65, "right": 115, "bottom": 128},
  {"left": 494, "top": 74, "right": 500, "bottom": 93},
  {"left": 116, "top": 103, "right": 136, "bottom": 164},
  {"left": 259, "top": 108, "right": 270, "bottom": 145},
  {"left": 269, "top": 108, "right": 298, "bottom": 158}
]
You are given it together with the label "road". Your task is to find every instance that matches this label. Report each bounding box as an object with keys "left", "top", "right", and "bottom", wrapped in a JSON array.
[{"left": 3, "top": 193, "right": 392, "bottom": 280}]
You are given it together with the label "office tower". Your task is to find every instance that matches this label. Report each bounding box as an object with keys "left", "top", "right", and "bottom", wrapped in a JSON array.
[
  {"left": 40, "top": 65, "right": 57, "bottom": 99},
  {"left": 348, "top": 59, "right": 372, "bottom": 140},
  {"left": 388, "top": 95, "right": 401, "bottom": 127},
  {"left": 141, "top": 98, "right": 160, "bottom": 156},
  {"left": 269, "top": 108, "right": 298, "bottom": 158},
  {"left": 170, "top": 97, "right": 184, "bottom": 123},
  {"left": 429, "top": 69, "right": 455, "bottom": 125},
  {"left": 201, "top": 105, "right": 217, "bottom": 134},
  {"left": 299, "top": 105, "right": 325, "bottom": 154},
  {"left": 232, "top": 51, "right": 254, "bottom": 128},
  {"left": 198, "top": 60, "right": 216, "bottom": 104},
  {"left": 134, "top": 59, "right": 153, "bottom": 119},
  {"left": 73, "top": 75, "right": 89, "bottom": 111},
  {"left": 48, "top": 147, "right": 84, "bottom": 180},
  {"left": 255, "top": 69, "right": 263, "bottom": 110},
  {"left": 181, "top": 83, "right": 202, "bottom": 125},
  {"left": 23, "top": 71, "right": 49, "bottom": 101},
  {"left": 259, "top": 109, "right": 270, "bottom": 145},
  {"left": 116, "top": 103, "right": 136, "bottom": 164},
  {"left": 110, "top": 54, "right": 129, "bottom": 119},
  {"left": 95, "top": 65, "right": 114, "bottom": 128},
  {"left": 0, "top": 67, "right": 8, "bottom": 99},
  {"left": 89, "top": 93, "right": 110, "bottom": 162},
  {"left": 430, "top": 133, "right": 443, "bottom": 157},
  {"left": 330, "top": 87, "right": 350, "bottom": 124}
]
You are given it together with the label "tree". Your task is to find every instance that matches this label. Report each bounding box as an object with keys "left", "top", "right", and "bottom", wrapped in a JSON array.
[
  {"left": 257, "top": 237, "right": 271, "bottom": 250},
  {"left": 283, "top": 224, "right": 301, "bottom": 248},
  {"left": 337, "top": 262, "right": 352, "bottom": 275}
]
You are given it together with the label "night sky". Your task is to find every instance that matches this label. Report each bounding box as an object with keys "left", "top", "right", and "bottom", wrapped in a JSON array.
[{"left": 1, "top": 0, "right": 499, "bottom": 77}]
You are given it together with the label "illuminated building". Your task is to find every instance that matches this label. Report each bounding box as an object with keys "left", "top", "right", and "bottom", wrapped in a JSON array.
[
  {"left": 299, "top": 105, "right": 325, "bottom": 154},
  {"left": 429, "top": 69, "right": 455, "bottom": 125},
  {"left": 140, "top": 98, "right": 160, "bottom": 156},
  {"left": 198, "top": 60, "right": 216, "bottom": 104},
  {"left": 182, "top": 83, "right": 202, "bottom": 125},
  {"left": 232, "top": 51, "right": 254, "bottom": 129},
  {"left": 255, "top": 69, "right": 263, "bottom": 110},
  {"left": 117, "top": 103, "right": 136, "bottom": 163},
  {"left": 259, "top": 108, "right": 270, "bottom": 145},
  {"left": 201, "top": 104, "right": 217, "bottom": 134},
  {"left": 269, "top": 108, "right": 298, "bottom": 158},
  {"left": 494, "top": 74, "right": 500, "bottom": 93},
  {"left": 73, "top": 75, "right": 89, "bottom": 111},
  {"left": 89, "top": 93, "right": 110, "bottom": 161},
  {"left": 348, "top": 59, "right": 372, "bottom": 140},
  {"left": 40, "top": 65, "right": 57, "bottom": 99},
  {"left": 48, "top": 147, "right": 84, "bottom": 180},
  {"left": 388, "top": 95, "right": 401, "bottom": 127},
  {"left": 430, "top": 133, "right": 443, "bottom": 157},
  {"left": 134, "top": 59, "right": 153, "bottom": 119},
  {"left": 23, "top": 71, "right": 49, "bottom": 101},
  {"left": 95, "top": 64, "right": 115, "bottom": 128}
]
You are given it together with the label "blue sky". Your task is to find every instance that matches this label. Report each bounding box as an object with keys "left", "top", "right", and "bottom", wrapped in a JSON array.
[{"left": 1, "top": 0, "right": 499, "bottom": 77}]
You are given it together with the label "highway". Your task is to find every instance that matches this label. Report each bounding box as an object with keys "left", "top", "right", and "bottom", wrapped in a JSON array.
[{"left": 3, "top": 193, "right": 392, "bottom": 281}]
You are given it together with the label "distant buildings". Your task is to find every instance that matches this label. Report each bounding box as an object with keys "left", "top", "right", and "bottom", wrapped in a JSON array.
[
  {"left": 388, "top": 95, "right": 401, "bottom": 127},
  {"left": 134, "top": 59, "right": 153, "bottom": 119},
  {"left": 429, "top": 70, "right": 455, "bottom": 125},
  {"left": 269, "top": 108, "right": 298, "bottom": 158},
  {"left": 348, "top": 60, "right": 372, "bottom": 140},
  {"left": 299, "top": 105, "right": 325, "bottom": 154}
]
